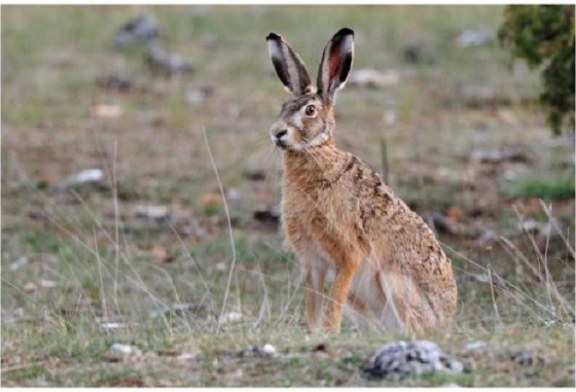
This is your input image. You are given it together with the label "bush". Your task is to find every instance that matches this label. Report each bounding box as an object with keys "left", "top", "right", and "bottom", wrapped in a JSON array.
[{"left": 498, "top": 5, "right": 575, "bottom": 135}]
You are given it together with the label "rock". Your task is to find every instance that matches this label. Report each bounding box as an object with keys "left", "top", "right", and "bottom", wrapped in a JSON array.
[
  {"left": 99, "top": 321, "right": 128, "bottom": 332},
  {"left": 185, "top": 86, "right": 214, "bottom": 106},
  {"left": 517, "top": 219, "right": 540, "bottom": 234},
  {"left": 252, "top": 344, "right": 276, "bottom": 357},
  {"left": 468, "top": 147, "right": 531, "bottom": 164},
  {"left": 235, "top": 344, "right": 277, "bottom": 358},
  {"left": 364, "top": 340, "right": 464, "bottom": 380},
  {"left": 456, "top": 29, "right": 494, "bottom": 47},
  {"left": 8, "top": 254, "right": 59, "bottom": 271},
  {"left": 510, "top": 349, "right": 545, "bottom": 366},
  {"left": 348, "top": 69, "right": 399, "bottom": 88},
  {"left": 517, "top": 218, "right": 562, "bottom": 238},
  {"left": 95, "top": 74, "right": 132, "bottom": 92},
  {"left": 23, "top": 282, "right": 38, "bottom": 294},
  {"left": 114, "top": 14, "right": 159, "bottom": 48},
  {"left": 477, "top": 230, "right": 497, "bottom": 247},
  {"left": 177, "top": 352, "right": 197, "bottom": 361},
  {"left": 134, "top": 205, "right": 170, "bottom": 221},
  {"left": 59, "top": 168, "right": 104, "bottom": 189},
  {"left": 9, "top": 257, "right": 30, "bottom": 271},
  {"left": 108, "top": 343, "right": 142, "bottom": 356},
  {"left": 403, "top": 43, "right": 435, "bottom": 65},
  {"left": 464, "top": 341, "right": 489, "bottom": 352},
  {"left": 427, "top": 213, "right": 459, "bottom": 235},
  {"left": 146, "top": 42, "right": 193, "bottom": 75},
  {"left": 218, "top": 311, "right": 243, "bottom": 325},
  {"left": 149, "top": 303, "right": 202, "bottom": 319},
  {"left": 253, "top": 205, "right": 280, "bottom": 225},
  {"left": 92, "top": 104, "right": 124, "bottom": 119},
  {"left": 39, "top": 279, "right": 58, "bottom": 288}
]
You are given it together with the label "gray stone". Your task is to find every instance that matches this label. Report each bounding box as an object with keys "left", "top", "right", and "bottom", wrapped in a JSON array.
[{"left": 364, "top": 340, "right": 464, "bottom": 380}]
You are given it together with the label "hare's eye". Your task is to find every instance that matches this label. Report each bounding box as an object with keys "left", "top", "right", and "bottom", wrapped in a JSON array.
[{"left": 305, "top": 105, "right": 316, "bottom": 116}]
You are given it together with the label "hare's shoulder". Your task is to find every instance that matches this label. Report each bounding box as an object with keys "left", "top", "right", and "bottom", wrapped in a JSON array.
[{"left": 333, "top": 153, "right": 397, "bottom": 208}]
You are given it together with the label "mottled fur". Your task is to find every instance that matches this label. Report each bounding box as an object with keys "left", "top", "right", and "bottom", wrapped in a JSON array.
[{"left": 266, "top": 28, "right": 457, "bottom": 334}]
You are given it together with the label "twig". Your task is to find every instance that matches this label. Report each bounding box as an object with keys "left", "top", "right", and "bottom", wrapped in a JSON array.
[
  {"left": 380, "top": 135, "right": 389, "bottom": 184},
  {"left": 201, "top": 126, "right": 237, "bottom": 334}
]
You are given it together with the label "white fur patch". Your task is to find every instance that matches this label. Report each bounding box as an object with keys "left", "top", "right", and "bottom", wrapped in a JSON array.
[{"left": 300, "top": 131, "right": 329, "bottom": 149}]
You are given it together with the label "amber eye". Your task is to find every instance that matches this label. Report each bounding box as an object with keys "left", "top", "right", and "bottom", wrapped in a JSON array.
[{"left": 305, "top": 105, "right": 316, "bottom": 116}]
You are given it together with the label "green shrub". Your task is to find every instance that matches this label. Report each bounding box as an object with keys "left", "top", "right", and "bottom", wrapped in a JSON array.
[{"left": 499, "top": 5, "right": 575, "bottom": 135}]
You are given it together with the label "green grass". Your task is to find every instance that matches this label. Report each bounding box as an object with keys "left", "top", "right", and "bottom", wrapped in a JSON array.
[
  {"left": 505, "top": 170, "right": 575, "bottom": 200},
  {"left": 2, "top": 4, "right": 574, "bottom": 388}
]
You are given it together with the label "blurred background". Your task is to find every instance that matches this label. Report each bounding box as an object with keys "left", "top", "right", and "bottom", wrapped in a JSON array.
[{"left": 1, "top": 5, "right": 574, "bottom": 387}]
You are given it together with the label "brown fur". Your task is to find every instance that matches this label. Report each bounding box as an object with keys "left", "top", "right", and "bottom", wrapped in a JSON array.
[{"left": 267, "top": 29, "right": 457, "bottom": 334}]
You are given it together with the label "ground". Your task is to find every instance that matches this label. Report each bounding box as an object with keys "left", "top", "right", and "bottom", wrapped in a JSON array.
[{"left": 1, "top": 5, "right": 574, "bottom": 387}]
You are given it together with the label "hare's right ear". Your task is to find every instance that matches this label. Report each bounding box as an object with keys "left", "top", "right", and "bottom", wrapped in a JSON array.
[
  {"left": 266, "top": 32, "right": 313, "bottom": 97},
  {"left": 316, "top": 28, "right": 354, "bottom": 103}
]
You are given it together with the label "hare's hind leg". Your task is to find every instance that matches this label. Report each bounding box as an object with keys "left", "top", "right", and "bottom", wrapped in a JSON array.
[
  {"left": 346, "top": 291, "right": 374, "bottom": 331},
  {"left": 375, "top": 272, "right": 408, "bottom": 331}
]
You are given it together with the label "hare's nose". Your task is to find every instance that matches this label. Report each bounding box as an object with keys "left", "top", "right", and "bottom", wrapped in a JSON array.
[{"left": 272, "top": 129, "right": 288, "bottom": 147}]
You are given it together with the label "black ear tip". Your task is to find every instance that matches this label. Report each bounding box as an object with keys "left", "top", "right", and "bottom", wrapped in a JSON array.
[
  {"left": 266, "top": 32, "right": 281, "bottom": 41},
  {"left": 335, "top": 27, "right": 354, "bottom": 37}
]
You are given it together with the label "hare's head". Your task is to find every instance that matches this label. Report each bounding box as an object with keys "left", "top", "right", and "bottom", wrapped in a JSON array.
[{"left": 266, "top": 28, "right": 354, "bottom": 151}]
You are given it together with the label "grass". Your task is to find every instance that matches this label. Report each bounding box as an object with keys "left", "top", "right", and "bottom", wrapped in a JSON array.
[
  {"left": 2, "top": 4, "right": 575, "bottom": 387},
  {"left": 504, "top": 169, "right": 575, "bottom": 200}
]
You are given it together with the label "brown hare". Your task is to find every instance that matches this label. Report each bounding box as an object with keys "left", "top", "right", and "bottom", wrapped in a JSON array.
[{"left": 266, "top": 28, "right": 457, "bottom": 334}]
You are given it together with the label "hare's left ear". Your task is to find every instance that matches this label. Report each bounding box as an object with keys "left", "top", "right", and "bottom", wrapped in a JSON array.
[
  {"left": 267, "top": 32, "right": 313, "bottom": 97},
  {"left": 317, "top": 28, "right": 354, "bottom": 103}
]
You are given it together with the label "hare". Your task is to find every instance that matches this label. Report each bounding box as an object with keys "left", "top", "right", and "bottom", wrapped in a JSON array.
[{"left": 266, "top": 28, "right": 457, "bottom": 334}]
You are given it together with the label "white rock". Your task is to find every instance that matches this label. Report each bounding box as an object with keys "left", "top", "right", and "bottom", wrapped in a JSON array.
[
  {"left": 177, "top": 352, "right": 197, "bottom": 361},
  {"left": 9, "top": 256, "right": 29, "bottom": 271},
  {"left": 261, "top": 344, "right": 276, "bottom": 356},
  {"left": 65, "top": 169, "right": 104, "bottom": 186},
  {"left": 349, "top": 68, "right": 399, "bottom": 88},
  {"left": 464, "top": 341, "right": 488, "bottom": 352},
  {"left": 218, "top": 311, "right": 243, "bottom": 324},
  {"left": 109, "top": 343, "right": 141, "bottom": 356},
  {"left": 134, "top": 205, "right": 170, "bottom": 220}
]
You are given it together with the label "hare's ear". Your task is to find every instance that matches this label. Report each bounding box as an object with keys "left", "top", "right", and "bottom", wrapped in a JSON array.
[
  {"left": 266, "top": 32, "right": 313, "bottom": 97},
  {"left": 317, "top": 28, "right": 354, "bottom": 103}
]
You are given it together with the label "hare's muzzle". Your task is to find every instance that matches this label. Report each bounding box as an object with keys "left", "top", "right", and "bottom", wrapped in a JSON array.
[{"left": 271, "top": 128, "right": 289, "bottom": 149}]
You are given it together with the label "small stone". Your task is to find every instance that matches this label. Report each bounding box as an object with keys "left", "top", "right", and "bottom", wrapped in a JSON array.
[
  {"left": 23, "top": 282, "right": 38, "bottom": 293},
  {"left": 9, "top": 257, "right": 29, "bottom": 271},
  {"left": 218, "top": 311, "right": 243, "bottom": 324},
  {"left": 62, "top": 169, "right": 104, "bottom": 187},
  {"left": 249, "top": 344, "right": 276, "bottom": 356},
  {"left": 99, "top": 322, "right": 128, "bottom": 332},
  {"left": 109, "top": 343, "right": 141, "bottom": 356},
  {"left": 92, "top": 104, "right": 123, "bottom": 119},
  {"left": 456, "top": 29, "right": 493, "bottom": 47},
  {"left": 349, "top": 68, "right": 399, "bottom": 88},
  {"left": 510, "top": 349, "right": 545, "bottom": 366},
  {"left": 260, "top": 344, "right": 276, "bottom": 356},
  {"left": 134, "top": 205, "right": 170, "bottom": 221},
  {"left": 39, "top": 279, "right": 58, "bottom": 288},
  {"left": 177, "top": 352, "right": 197, "bottom": 361},
  {"left": 464, "top": 341, "right": 488, "bottom": 352}
]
